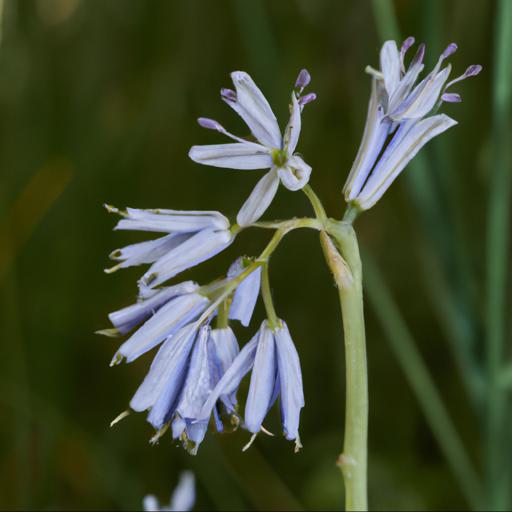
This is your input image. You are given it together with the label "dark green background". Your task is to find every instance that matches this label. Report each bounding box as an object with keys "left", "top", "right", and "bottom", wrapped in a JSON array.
[{"left": 0, "top": 0, "right": 502, "bottom": 510}]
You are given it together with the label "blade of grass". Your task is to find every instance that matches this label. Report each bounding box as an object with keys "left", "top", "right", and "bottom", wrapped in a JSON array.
[
  {"left": 363, "top": 253, "right": 484, "bottom": 510},
  {"left": 485, "top": 0, "right": 512, "bottom": 508}
]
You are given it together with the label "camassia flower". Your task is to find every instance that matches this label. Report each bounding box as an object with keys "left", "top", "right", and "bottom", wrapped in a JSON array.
[
  {"left": 143, "top": 471, "right": 196, "bottom": 512},
  {"left": 343, "top": 38, "right": 482, "bottom": 210},
  {"left": 104, "top": 205, "right": 234, "bottom": 294},
  {"left": 199, "top": 320, "right": 305, "bottom": 452},
  {"left": 189, "top": 70, "right": 316, "bottom": 226}
]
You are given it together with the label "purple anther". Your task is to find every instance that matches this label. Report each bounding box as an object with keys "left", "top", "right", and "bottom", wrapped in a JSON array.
[
  {"left": 197, "top": 117, "right": 223, "bottom": 131},
  {"left": 442, "top": 43, "right": 458, "bottom": 59},
  {"left": 221, "top": 88, "right": 237, "bottom": 102},
  {"left": 295, "top": 69, "right": 311, "bottom": 89},
  {"left": 465, "top": 64, "right": 483, "bottom": 77},
  {"left": 298, "top": 92, "right": 317, "bottom": 106},
  {"left": 441, "top": 92, "right": 462, "bottom": 103}
]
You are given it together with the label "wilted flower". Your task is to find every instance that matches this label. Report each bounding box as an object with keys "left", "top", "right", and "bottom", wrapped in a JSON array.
[
  {"left": 189, "top": 70, "right": 316, "bottom": 226},
  {"left": 143, "top": 471, "right": 195, "bottom": 512},
  {"left": 105, "top": 205, "right": 234, "bottom": 293},
  {"left": 343, "top": 38, "right": 482, "bottom": 210},
  {"left": 200, "top": 320, "right": 305, "bottom": 452}
]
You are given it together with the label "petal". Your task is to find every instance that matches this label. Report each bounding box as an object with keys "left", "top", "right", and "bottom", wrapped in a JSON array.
[
  {"left": 188, "top": 142, "right": 272, "bottom": 170},
  {"left": 176, "top": 326, "right": 214, "bottom": 420},
  {"left": 109, "top": 281, "right": 199, "bottom": 334},
  {"left": 115, "top": 208, "right": 229, "bottom": 233},
  {"left": 274, "top": 322, "right": 304, "bottom": 441},
  {"left": 169, "top": 472, "right": 196, "bottom": 512},
  {"left": 343, "top": 79, "right": 392, "bottom": 201},
  {"left": 225, "top": 71, "right": 282, "bottom": 148},
  {"left": 116, "top": 293, "right": 208, "bottom": 362},
  {"left": 244, "top": 322, "right": 278, "bottom": 434},
  {"left": 130, "top": 324, "right": 197, "bottom": 421},
  {"left": 357, "top": 114, "right": 457, "bottom": 209},
  {"left": 283, "top": 93, "right": 301, "bottom": 154},
  {"left": 140, "top": 229, "right": 233, "bottom": 290},
  {"left": 229, "top": 266, "right": 262, "bottom": 326},
  {"left": 236, "top": 169, "right": 280, "bottom": 226},
  {"left": 278, "top": 155, "right": 312, "bottom": 191},
  {"left": 198, "top": 333, "right": 258, "bottom": 420},
  {"left": 109, "top": 233, "right": 193, "bottom": 270},
  {"left": 209, "top": 327, "right": 240, "bottom": 409},
  {"left": 391, "top": 64, "right": 452, "bottom": 120},
  {"left": 142, "top": 495, "right": 159, "bottom": 512},
  {"left": 380, "top": 40, "right": 401, "bottom": 97}
]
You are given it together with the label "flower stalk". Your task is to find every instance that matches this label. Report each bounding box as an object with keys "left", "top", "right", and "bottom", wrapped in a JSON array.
[{"left": 321, "top": 222, "right": 368, "bottom": 512}]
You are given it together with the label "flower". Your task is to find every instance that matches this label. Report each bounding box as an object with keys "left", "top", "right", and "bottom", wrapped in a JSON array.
[
  {"left": 129, "top": 323, "right": 241, "bottom": 454},
  {"left": 104, "top": 205, "right": 234, "bottom": 294},
  {"left": 188, "top": 70, "right": 316, "bottom": 226},
  {"left": 143, "top": 471, "right": 195, "bottom": 512},
  {"left": 343, "top": 38, "right": 482, "bottom": 210},
  {"left": 104, "top": 281, "right": 210, "bottom": 365},
  {"left": 199, "top": 320, "right": 305, "bottom": 451}
]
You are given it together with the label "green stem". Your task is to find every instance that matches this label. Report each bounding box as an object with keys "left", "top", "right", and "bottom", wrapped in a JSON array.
[
  {"left": 486, "top": 1, "right": 512, "bottom": 508},
  {"left": 322, "top": 221, "right": 368, "bottom": 512},
  {"left": 261, "top": 263, "right": 279, "bottom": 329},
  {"left": 303, "top": 184, "right": 328, "bottom": 222}
]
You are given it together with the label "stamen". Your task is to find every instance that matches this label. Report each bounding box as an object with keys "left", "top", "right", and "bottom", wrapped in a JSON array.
[
  {"left": 365, "top": 65, "right": 384, "bottom": 79},
  {"left": 441, "top": 42, "right": 458, "bottom": 60},
  {"left": 95, "top": 327, "right": 121, "bottom": 338},
  {"left": 295, "top": 69, "right": 311, "bottom": 90},
  {"left": 197, "top": 117, "right": 224, "bottom": 131},
  {"left": 410, "top": 43, "right": 426, "bottom": 68},
  {"left": 110, "top": 409, "right": 130, "bottom": 427},
  {"left": 441, "top": 92, "right": 462, "bottom": 103},
  {"left": 294, "top": 437, "right": 303, "bottom": 453},
  {"left": 298, "top": 93, "right": 317, "bottom": 106},
  {"left": 104, "top": 203, "right": 127, "bottom": 217},
  {"left": 400, "top": 36, "right": 415, "bottom": 71},
  {"left": 445, "top": 64, "right": 483, "bottom": 90},
  {"left": 104, "top": 263, "right": 123, "bottom": 274},
  {"left": 109, "top": 352, "right": 124, "bottom": 367},
  {"left": 260, "top": 425, "right": 275, "bottom": 437},
  {"left": 242, "top": 433, "right": 258, "bottom": 452},
  {"left": 220, "top": 88, "right": 236, "bottom": 102},
  {"left": 149, "top": 423, "right": 169, "bottom": 445}
]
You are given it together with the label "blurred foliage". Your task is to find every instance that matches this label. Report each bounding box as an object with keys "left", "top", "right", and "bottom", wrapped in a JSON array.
[{"left": 0, "top": 0, "right": 504, "bottom": 510}]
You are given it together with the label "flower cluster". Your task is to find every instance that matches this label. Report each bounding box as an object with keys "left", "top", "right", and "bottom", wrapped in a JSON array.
[
  {"left": 343, "top": 37, "right": 482, "bottom": 210},
  {"left": 102, "top": 70, "right": 311, "bottom": 454}
]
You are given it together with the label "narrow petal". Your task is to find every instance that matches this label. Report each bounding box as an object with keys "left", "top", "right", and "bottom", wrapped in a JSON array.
[
  {"left": 357, "top": 114, "right": 457, "bottom": 209},
  {"left": 169, "top": 472, "right": 196, "bottom": 512},
  {"left": 236, "top": 169, "right": 280, "bottom": 226},
  {"left": 109, "top": 281, "right": 198, "bottom": 334},
  {"left": 343, "top": 79, "right": 392, "bottom": 201},
  {"left": 274, "top": 322, "right": 304, "bottom": 441},
  {"left": 129, "top": 324, "right": 197, "bottom": 421},
  {"left": 209, "top": 327, "right": 240, "bottom": 409},
  {"left": 176, "top": 326, "right": 214, "bottom": 420},
  {"left": 115, "top": 208, "right": 229, "bottom": 233},
  {"left": 198, "top": 333, "right": 258, "bottom": 420},
  {"left": 116, "top": 293, "right": 208, "bottom": 362},
  {"left": 140, "top": 229, "right": 233, "bottom": 290},
  {"left": 225, "top": 71, "right": 282, "bottom": 148},
  {"left": 278, "top": 155, "right": 312, "bottom": 191},
  {"left": 283, "top": 93, "right": 301, "bottom": 154},
  {"left": 380, "top": 40, "right": 401, "bottom": 97},
  {"left": 109, "top": 233, "right": 193, "bottom": 270},
  {"left": 391, "top": 64, "right": 452, "bottom": 120},
  {"left": 244, "top": 322, "right": 278, "bottom": 434},
  {"left": 188, "top": 142, "right": 272, "bottom": 170},
  {"left": 229, "top": 266, "right": 262, "bottom": 326}
]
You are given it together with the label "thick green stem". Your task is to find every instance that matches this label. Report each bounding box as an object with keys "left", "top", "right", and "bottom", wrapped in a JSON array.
[
  {"left": 261, "top": 262, "right": 279, "bottom": 329},
  {"left": 322, "top": 221, "right": 368, "bottom": 511}
]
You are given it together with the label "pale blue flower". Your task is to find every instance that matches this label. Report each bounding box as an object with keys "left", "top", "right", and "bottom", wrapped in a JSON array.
[
  {"left": 129, "top": 322, "right": 241, "bottom": 454},
  {"left": 143, "top": 471, "right": 195, "bottom": 512},
  {"left": 344, "top": 38, "right": 482, "bottom": 210},
  {"left": 107, "top": 282, "right": 209, "bottom": 365},
  {"left": 188, "top": 70, "right": 316, "bottom": 226},
  {"left": 104, "top": 205, "right": 233, "bottom": 293},
  {"left": 199, "top": 320, "right": 304, "bottom": 451}
]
